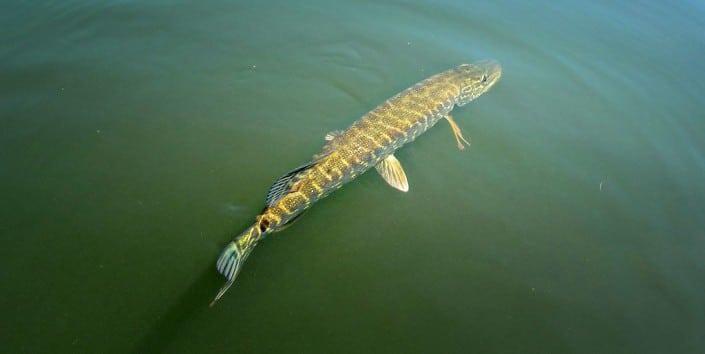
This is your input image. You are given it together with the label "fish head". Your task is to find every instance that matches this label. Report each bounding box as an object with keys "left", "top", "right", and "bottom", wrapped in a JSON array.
[{"left": 454, "top": 60, "right": 502, "bottom": 106}]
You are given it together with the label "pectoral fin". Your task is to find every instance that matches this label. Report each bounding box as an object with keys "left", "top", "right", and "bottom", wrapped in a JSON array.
[
  {"left": 445, "top": 114, "right": 471, "bottom": 150},
  {"left": 375, "top": 154, "right": 409, "bottom": 192}
]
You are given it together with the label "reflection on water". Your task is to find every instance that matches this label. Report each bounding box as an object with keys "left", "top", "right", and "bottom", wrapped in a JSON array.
[{"left": 1, "top": 1, "right": 704, "bottom": 353}]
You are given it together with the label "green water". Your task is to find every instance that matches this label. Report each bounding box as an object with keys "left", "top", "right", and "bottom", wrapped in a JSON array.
[{"left": 2, "top": 1, "right": 704, "bottom": 353}]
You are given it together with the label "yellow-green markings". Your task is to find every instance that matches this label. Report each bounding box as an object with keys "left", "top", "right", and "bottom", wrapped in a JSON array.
[{"left": 212, "top": 61, "right": 502, "bottom": 305}]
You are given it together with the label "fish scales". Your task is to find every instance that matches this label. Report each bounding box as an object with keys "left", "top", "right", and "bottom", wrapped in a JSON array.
[
  {"left": 211, "top": 62, "right": 501, "bottom": 304},
  {"left": 265, "top": 72, "right": 459, "bottom": 225}
]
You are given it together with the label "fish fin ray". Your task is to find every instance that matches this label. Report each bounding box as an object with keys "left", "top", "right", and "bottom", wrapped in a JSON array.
[
  {"left": 264, "top": 162, "right": 314, "bottom": 206},
  {"left": 318, "top": 130, "right": 344, "bottom": 157},
  {"left": 375, "top": 154, "right": 409, "bottom": 192},
  {"left": 325, "top": 130, "right": 344, "bottom": 141},
  {"left": 211, "top": 241, "right": 245, "bottom": 306},
  {"left": 211, "top": 228, "right": 259, "bottom": 306},
  {"left": 445, "top": 114, "right": 471, "bottom": 150}
]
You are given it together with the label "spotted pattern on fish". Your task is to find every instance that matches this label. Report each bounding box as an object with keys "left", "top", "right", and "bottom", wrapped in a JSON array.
[
  {"left": 261, "top": 67, "right": 486, "bottom": 228},
  {"left": 211, "top": 61, "right": 502, "bottom": 305}
]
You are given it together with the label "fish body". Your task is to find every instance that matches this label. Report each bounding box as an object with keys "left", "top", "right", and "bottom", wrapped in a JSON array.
[{"left": 212, "top": 61, "right": 502, "bottom": 304}]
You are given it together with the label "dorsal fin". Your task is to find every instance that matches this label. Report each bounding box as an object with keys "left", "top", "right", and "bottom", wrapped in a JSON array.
[{"left": 264, "top": 162, "right": 314, "bottom": 206}]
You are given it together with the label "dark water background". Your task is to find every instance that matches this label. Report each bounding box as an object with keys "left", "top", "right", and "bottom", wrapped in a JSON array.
[{"left": 2, "top": 1, "right": 704, "bottom": 353}]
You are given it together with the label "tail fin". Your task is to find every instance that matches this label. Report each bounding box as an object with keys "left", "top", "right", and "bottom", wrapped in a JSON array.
[{"left": 210, "top": 226, "right": 259, "bottom": 306}]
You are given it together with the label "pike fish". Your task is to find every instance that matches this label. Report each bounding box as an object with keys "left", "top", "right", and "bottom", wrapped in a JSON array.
[{"left": 212, "top": 61, "right": 502, "bottom": 305}]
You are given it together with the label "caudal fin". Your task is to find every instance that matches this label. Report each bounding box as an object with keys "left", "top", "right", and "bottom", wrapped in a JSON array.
[
  {"left": 210, "top": 227, "right": 259, "bottom": 306},
  {"left": 210, "top": 242, "right": 240, "bottom": 306}
]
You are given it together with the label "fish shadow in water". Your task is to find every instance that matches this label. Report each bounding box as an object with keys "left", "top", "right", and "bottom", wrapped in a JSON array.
[{"left": 132, "top": 267, "right": 220, "bottom": 353}]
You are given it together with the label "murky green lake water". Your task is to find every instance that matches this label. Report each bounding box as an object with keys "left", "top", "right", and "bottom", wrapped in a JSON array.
[{"left": 2, "top": 1, "right": 704, "bottom": 353}]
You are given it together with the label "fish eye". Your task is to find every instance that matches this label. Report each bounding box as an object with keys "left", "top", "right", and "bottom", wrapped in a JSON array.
[{"left": 481, "top": 74, "right": 488, "bottom": 83}]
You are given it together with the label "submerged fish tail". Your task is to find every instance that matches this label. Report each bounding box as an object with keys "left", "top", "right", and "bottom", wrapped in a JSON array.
[{"left": 210, "top": 224, "right": 261, "bottom": 306}]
